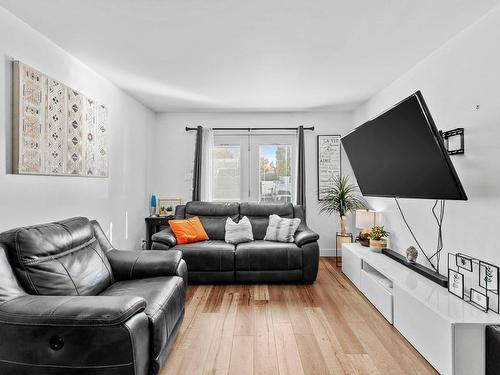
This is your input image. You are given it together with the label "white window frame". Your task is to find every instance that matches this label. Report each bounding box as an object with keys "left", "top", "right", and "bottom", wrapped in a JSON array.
[{"left": 211, "top": 132, "right": 297, "bottom": 202}]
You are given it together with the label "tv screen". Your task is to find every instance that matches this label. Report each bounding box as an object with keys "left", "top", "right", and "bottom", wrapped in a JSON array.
[{"left": 341, "top": 91, "right": 467, "bottom": 200}]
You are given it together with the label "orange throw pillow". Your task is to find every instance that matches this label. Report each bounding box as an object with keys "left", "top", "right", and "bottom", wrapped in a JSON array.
[{"left": 169, "top": 216, "right": 209, "bottom": 245}]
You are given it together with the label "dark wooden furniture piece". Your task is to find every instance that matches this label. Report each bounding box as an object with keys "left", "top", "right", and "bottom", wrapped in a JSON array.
[{"left": 145, "top": 215, "right": 173, "bottom": 249}]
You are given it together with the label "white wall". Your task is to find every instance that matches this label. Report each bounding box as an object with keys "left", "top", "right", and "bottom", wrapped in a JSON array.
[
  {"left": 354, "top": 6, "right": 500, "bottom": 273},
  {"left": 151, "top": 112, "right": 355, "bottom": 253},
  {"left": 0, "top": 7, "right": 155, "bottom": 248}
]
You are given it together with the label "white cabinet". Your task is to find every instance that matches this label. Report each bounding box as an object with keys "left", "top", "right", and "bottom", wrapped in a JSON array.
[
  {"left": 393, "top": 284, "right": 453, "bottom": 375},
  {"left": 342, "top": 243, "right": 500, "bottom": 375},
  {"left": 360, "top": 263, "right": 393, "bottom": 323},
  {"left": 341, "top": 245, "right": 362, "bottom": 288}
]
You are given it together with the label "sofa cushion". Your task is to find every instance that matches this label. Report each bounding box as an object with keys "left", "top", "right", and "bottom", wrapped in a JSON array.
[
  {"left": 169, "top": 216, "right": 209, "bottom": 244},
  {"left": 100, "top": 276, "right": 185, "bottom": 370},
  {"left": 0, "top": 217, "right": 113, "bottom": 296},
  {"left": 240, "top": 202, "right": 294, "bottom": 240},
  {"left": 185, "top": 202, "right": 239, "bottom": 240},
  {"left": 225, "top": 216, "right": 253, "bottom": 244},
  {"left": 172, "top": 240, "right": 235, "bottom": 272},
  {"left": 264, "top": 214, "right": 301, "bottom": 243},
  {"left": 235, "top": 240, "right": 302, "bottom": 271}
]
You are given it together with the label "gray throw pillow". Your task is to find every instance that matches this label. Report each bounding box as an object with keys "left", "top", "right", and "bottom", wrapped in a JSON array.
[
  {"left": 225, "top": 216, "right": 254, "bottom": 244},
  {"left": 264, "top": 214, "right": 301, "bottom": 243}
]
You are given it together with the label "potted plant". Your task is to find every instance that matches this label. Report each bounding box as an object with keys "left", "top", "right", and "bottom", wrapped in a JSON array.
[
  {"left": 159, "top": 206, "right": 167, "bottom": 216},
  {"left": 319, "top": 175, "right": 367, "bottom": 235},
  {"left": 368, "top": 226, "right": 389, "bottom": 251},
  {"left": 166, "top": 206, "right": 174, "bottom": 216}
]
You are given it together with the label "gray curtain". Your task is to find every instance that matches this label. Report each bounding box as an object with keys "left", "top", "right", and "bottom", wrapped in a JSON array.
[
  {"left": 192, "top": 126, "right": 203, "bottom": 201},
  {"left": 297, "top": 126, "right": 306, "bottom": 219}
]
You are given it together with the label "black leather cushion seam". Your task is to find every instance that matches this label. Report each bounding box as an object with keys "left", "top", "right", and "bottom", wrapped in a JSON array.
[
  {"left": 123, "top": 322, "right": 137, "bottom": 375},
  {"left": 154, "top": 309, "right": 184, "bottom": 361},
  {"left": 55, "top": 257, "right": 80, "bottom": 295},
  {"left": 88, "top": 241, "right": 114, "bottom": 284},
  {"left": 129, "top": 253, "right": 142, "bottom": 279},
  {"left": 149, "top": 277, "right": 183, "bottom": 321},
  {"left": 14, "top": 231, "right": 39, "bottom": 294},
  {"left": 0, "top": 359, "right": 134, "bottom": 369},
  {"left": 22, "top": 238, "right": 97, "bottom": 265},
  {"left": 0, "top": 300, "right": 146, "bottom": 326}
]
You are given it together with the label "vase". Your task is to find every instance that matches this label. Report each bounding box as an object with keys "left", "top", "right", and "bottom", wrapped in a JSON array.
[
  {"left": 369, "top": 238, "right": 387, "bottom": 252},
  {"left": 340, "top": 216, "right": 348, "bottom": 235}
]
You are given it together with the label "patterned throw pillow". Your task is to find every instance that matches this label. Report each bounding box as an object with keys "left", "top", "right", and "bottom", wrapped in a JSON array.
[
  {"left": 225, "top": 216, "right": 254, "bottom": 244},
  {"left": 264, "top": 214, "right": 301, "bottom": 243}
]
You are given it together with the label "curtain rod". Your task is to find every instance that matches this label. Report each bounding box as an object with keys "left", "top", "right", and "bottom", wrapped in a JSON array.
[{"left": 185, "top": 126, "right": 314, "bottom": 131}]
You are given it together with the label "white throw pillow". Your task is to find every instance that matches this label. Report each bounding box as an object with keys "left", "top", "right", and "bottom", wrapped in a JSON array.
[
  {"left": 225, "top": 216, "right": 254, "bottom": 244},
  {"left": 264, "top": 214, "right": 301, "bottom": 243}
]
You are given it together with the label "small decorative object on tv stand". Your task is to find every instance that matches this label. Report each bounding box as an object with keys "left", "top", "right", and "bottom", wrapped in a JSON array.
[
  {"left": 448, "top": 252, "right": 499, "bottom": 314},
  {"left": 406, "top": 246, "right": 418, "bottom": 263},
  {"left": 368, "top": 226, "right": 389, "bottom": 252}
]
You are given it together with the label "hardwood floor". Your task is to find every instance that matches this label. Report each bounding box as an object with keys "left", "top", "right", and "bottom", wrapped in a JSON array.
[{"left": 160, "top": 258, "right": 438, "bottom": 375}]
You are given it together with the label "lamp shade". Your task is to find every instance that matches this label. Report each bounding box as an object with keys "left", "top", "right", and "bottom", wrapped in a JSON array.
[{"left": 355, "top": 209, "right": 376, "bottom": 229}]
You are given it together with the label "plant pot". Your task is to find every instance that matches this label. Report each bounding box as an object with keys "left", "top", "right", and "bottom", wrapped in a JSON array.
[
  {"left": 340, "top": 216, "right": 348, "bottom": 235},
  {"left": 369, "top": 238, "right": 387, "bottom": 252}
]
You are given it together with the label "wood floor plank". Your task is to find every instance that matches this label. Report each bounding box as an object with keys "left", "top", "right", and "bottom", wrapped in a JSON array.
[
  {"left": 254, "top": 301, "right": 279, "bottom": 375},
  {"left": 346, "top": 354, "right": 382, "bottom": 375},
  {"left": 162, "top": 259, "right": 439, "bottom": 375},
  {"left": 234, "top": 285, "right": 255, "bottom": 336},
  {"left": 295, "top": 334, "right": 330, "bottom": 375},
  {"left": 274, "top": 323, "right": 305, "bottom": 375},
  {"left": 203, "top": 285, "right": 226, "bottom": 313},
  {"left": 228, "top": 335, "right": 254, "bottom": 375},
  {"left": 284, "top": 286, "right": 313, "bottom": 335},
  {"left": 175, "top": 313, "right": 219, "bottom": 375},
  {"left": 254, "top": 284, "right": 270, "bottom": 301},
  {"left": 304, "top": 307, "right": 352, "bottom": 375},
  {"left": 269, "top": 285, "right": 291, "bottom": 324},
  {"left": 202, "top": 291, "right": 239, "bottom": 375}
]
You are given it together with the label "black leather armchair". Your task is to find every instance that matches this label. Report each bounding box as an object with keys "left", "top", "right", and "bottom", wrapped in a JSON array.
[
  {"left": 0, "top": 217, "right": 187, "bottom": 375},
  {"left": 152, "top": 202, "right": 320, "bottom": 284}
]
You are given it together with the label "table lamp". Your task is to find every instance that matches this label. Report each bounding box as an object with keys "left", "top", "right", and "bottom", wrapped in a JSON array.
[{"left": 355, "top": 209, "right": 376, "bottom": 246}]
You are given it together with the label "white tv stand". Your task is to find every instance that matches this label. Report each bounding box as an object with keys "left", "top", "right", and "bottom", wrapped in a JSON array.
[{"left": 342, "top": 243, "right": 500, "bottom": 375}]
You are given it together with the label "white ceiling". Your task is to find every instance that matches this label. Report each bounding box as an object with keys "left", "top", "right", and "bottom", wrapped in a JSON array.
[{"left": 1, "top": 0, "right": 498, "bottom": 112}]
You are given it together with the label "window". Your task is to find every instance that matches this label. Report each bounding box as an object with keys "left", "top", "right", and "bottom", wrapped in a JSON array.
[{"left": 211, "top": 133, "right": 296, "bottom": 202}]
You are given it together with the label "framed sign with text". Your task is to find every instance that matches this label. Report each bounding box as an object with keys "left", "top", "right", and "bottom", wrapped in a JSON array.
[{"left": 317, "top": 135, "right": 341, "bottom": 200}]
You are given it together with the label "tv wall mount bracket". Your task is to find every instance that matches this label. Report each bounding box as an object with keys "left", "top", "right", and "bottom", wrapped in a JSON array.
[{"left": 440, "top": 128, "right": 464, "bottom": 155}]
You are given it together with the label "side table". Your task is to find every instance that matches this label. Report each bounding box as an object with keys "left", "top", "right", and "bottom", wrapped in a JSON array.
[{"left": 145, "top": 215, "right": 174, "bottom": 249}]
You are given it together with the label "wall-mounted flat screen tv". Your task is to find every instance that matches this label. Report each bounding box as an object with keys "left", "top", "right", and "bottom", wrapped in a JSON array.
[{"left": 341, "top": 91, "right": 467, "bottom": 200}]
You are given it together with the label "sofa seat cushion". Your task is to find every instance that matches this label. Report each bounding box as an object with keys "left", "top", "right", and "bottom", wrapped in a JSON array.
[
  {"left": 235, "top": 240, "right": 302, "bottom": 271},
  {"left": 172, "top": 240, "right": 235, "bottom": 272},
  {"left": 100, "top": 276, "right": 185, "bottom": 366}
]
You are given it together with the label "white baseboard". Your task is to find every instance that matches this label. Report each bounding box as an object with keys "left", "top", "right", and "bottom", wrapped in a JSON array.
[{"left": 320, "top": 248, "right": 339, "bottom": 257}]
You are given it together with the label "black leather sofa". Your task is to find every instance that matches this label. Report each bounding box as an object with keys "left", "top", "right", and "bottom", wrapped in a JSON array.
[
  {"left": 151, "top": 202, "right": 320, "bottom": 284},
  {"left": 0, "top": 217, "right": 187, "bottom": 375}
]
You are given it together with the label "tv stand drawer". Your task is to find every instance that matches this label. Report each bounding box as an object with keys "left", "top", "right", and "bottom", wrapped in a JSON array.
[{"left": 360, "top": 261, "right": 393, "bottom": 323}]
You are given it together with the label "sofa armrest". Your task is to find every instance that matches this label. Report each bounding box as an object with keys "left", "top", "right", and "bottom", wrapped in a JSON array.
[
  {"left": 0, "top": 295, "right": 146, "bottom": 326},
  {"left": 107, "top": 249, "right": 183, "bottom": 281},
  {"left": 294, "top": 228, "right": 319, "bottom": 247},
  {"left": 151, "top": 227, "right": 177, "bottom": 248}
]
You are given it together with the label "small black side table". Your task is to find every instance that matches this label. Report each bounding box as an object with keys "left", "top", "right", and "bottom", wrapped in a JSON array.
[
  {"left": 336, "top": 232, "right": 353, "bottom": 267},
  {"left": 145, "top": 215, "right": 174, "bottom": 249}
]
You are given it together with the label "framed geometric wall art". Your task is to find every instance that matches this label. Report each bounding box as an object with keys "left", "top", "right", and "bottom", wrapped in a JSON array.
[{"left": 13, "top": 61, "right": 109, "bottom": 177}]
